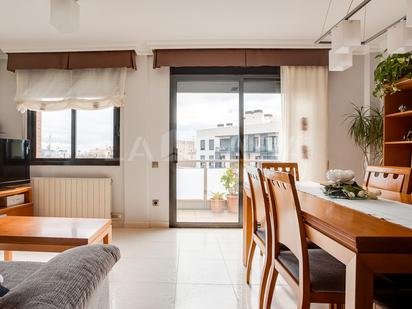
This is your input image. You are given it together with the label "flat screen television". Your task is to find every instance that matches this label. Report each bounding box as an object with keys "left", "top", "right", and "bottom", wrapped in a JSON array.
[{"left": 0, "top": 138, "right": 30, "bottom": 188}]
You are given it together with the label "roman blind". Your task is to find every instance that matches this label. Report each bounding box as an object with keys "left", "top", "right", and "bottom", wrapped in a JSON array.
[
  {"left": 15, "top": 68, "right": 127, "bottom": 112},
  {"left": 153, "top": 49, "right": 328, "bottom": 68}
]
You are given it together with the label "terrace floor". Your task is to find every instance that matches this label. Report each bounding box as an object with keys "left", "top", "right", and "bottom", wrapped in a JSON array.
[{"left": 177, "top": 209, "right": 239, "bottom": 223}]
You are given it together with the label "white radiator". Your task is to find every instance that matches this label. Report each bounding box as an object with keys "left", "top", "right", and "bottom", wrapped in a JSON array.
[{"left": 32, "top": 177, "right": 111, "bottom": 219}]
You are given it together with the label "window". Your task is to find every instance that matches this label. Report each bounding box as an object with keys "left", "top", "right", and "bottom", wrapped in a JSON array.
[
  {"left": 209, "top": 155, "right": 214, "bottom": 168},
  {"left": 200, "top": 140, "right": 205, "bottom": 150},
  {"left": 200, "top": 155, "right": 205, "bottom": 167},
  {"left": 209, "top": 139, "right": 214, "bottom": 150},
  {"left": 220, "top": 139, "right": 230, "bottom": 151},
  {"left": 253, "top": 136, "right": 259, "bottom": 151},
  {"left": 28, "top": 107, "right": 120, "bottom": 165},
  {"left": 266, "top": 136, "right": 274, "bottom": 152}
]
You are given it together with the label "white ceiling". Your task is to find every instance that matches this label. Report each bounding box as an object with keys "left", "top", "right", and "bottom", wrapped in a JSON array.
[{"left": 0, "top": 0, "right": 406, "bottom": 53}]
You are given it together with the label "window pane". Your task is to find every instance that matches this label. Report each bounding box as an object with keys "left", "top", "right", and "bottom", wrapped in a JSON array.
[
  {"left": 244, "top": 79, "right": 282, "bottom": 166},
  {"left": 76, "top": 108, "right": 114, "bottom": 159},
  {"left": 35, "top": 110, "right": 71, "bottom": 158}
]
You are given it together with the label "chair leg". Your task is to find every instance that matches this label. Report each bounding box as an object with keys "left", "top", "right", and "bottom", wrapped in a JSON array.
[
  {"left": 263, "top": 263, "right": 278, "bottom": 309},
  {"left": 246, "top": 240, "right": 256, "bottom": 285},
  {"left": 258, "top": 249, "right": 271, "bottom": 309}
]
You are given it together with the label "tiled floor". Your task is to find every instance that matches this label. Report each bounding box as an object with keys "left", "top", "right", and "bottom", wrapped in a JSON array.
[
  {"left": 1, "top": 228, "right": 329, "bottom": 309},
  {"left": 177, "top": 209, "right": 239, "bottom": 223}
]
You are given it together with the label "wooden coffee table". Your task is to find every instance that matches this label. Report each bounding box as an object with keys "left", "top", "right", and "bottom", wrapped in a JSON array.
[{"left": 0, "top": 216, "right": 112, "bottom": 261}]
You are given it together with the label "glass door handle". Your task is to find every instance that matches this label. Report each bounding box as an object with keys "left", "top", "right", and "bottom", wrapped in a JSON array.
[{"left": 171, "top": 148, "right": 178, "bottom": 163}]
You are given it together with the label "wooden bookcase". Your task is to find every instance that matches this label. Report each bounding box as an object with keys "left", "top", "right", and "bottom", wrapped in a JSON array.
[
  {"left": 383, "top": 78, "right": 412, "bottom": 193},
  {"left": 0, "top": 186, "right": 33, "bottom": 216}
]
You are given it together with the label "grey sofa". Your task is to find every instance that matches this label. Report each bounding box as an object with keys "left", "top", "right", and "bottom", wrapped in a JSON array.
[{"left": 0, "top": 244, "right": 120, "bottom": 309}]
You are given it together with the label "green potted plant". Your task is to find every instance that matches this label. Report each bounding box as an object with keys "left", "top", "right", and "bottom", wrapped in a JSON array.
[
  {"left": 210, "top": 192, "right": 226, "bottom": 213},
  {"left": 220, "top": 167, "right": 239, "bottom": 213},
  {"left": 373, "top": 51, "right": 412, "bottom": 98},
  {"left": 345, "top": 104, "right": 383, "bottom": 168}
]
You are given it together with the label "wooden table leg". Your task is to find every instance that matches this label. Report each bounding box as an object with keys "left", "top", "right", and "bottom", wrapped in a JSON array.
[
  {"left": 4, "top": 251, "right": 12, "bottom": 261},
  {"left": 345, "top": 255, "right": 374, "bottom": 309},
  {"left": 243, "top": 189, "right": 252, "bottom": 267},
  {"left": 103, "top": 226, "right": 112, "bottom": 244}
]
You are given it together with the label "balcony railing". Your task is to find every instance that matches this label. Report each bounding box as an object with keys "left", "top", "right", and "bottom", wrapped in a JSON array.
[{"left": 176, "top": 159, "right": 275, "bottom": 211}]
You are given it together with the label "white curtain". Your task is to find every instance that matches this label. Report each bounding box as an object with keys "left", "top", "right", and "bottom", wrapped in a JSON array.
[
  {"left": 15, "top": 68, "right": 127, "bottom": 112},
  {"left": 280, "top": 66, "right": 328, "bottom": 181}
]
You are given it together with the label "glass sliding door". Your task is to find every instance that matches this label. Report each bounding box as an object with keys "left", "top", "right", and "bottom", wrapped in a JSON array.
[
  {"left": 171, "top": 79, "right": 240, "bottom": 227},
  {"left": 170, "top": 70, "right": 280, "bottom": 227},
  {"left": 243, "top": 79, "right": 282, "bottom": 168}
]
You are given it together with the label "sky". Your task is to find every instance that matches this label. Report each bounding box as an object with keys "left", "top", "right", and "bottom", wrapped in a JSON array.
[
  {"left": 40, "top": 107, "right": 113, "bottom": 153},
  {"left": 177, "top": 93, "right": 282, "bottom": 140}
]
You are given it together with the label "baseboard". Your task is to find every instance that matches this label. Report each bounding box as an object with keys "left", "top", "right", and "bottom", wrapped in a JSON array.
[{"left": 123, "top": 221, "right": 169, "bottom": 228}]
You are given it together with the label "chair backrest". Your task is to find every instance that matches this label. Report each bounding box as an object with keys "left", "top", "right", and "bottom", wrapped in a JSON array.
[
  {"left": 246, "top": 167, "right": 271, "bottom": 234},
  {"left": 264, "top": 170, "right": 309, "bottom": 281},
  {"left": 364, "top": 166, "right": 411, "bottom": 194},
  {"left": 261, "top": 162, "right": 300, "bottom": 181}
]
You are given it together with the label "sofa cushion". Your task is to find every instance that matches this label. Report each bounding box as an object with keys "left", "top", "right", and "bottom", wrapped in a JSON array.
[
  {"left": 0, "top": 261, "right": 44, "bottom": 290},
  {"left": 0, "top": 244, "right": 120, "bottom": 309}
]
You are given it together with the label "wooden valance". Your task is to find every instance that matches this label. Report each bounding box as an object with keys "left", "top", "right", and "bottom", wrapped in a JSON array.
[
  {"left": 7, "top": 50, "right": 137, "bottom": 72},
  {"left": 153, "top": 49, "right": 246, "bottom": 68},
  {"left": 245, "top": 49, "right": 328, "bottom": 66},
  {"left": 153, "top": 48, "right": 328, "bottom": 68}
]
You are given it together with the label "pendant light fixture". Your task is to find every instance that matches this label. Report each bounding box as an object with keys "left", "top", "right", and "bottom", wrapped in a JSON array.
[
  {"left": 328, "top": 50, "right": 353, "bottom": 71},
  {"left": 331, "top": 20, "right": 362, "bottom": 54},
  {"left": 50, "top": 0, "right": 80, "bottom": 33},
  {"left": 407, "top": 0, "right": 412, "bottom": 27},
  {"left": 387, "top": 20, "right": 412, "bottom": 54}
]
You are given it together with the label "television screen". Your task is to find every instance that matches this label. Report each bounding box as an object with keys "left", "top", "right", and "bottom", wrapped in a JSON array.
[{"left": 0, "top": 139, "right": 30, "bottom": 187}]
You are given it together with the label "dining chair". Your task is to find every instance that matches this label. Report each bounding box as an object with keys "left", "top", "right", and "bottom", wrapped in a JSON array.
[
  {"left": 364, "top": 166, "right": 411, "bottom": 194},
  {"left": 264, "top": 170, "right": 345, "bottom": 309},
  {"left": 246, "top": 166, "right": 273, "bottom": 309},
  {"left": 261, "top": 162, "right": 300, "bottom": 181}
]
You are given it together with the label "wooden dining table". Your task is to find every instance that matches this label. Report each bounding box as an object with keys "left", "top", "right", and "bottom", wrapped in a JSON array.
[{"left": 243, "top": 182, "right": 412, "bottom": 309}]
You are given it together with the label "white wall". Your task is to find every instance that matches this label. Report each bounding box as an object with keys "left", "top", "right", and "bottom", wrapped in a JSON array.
[
  {"left": 123, "top": 56, "right": 170, "bottom": 227},
  {"left": 0, "top": 54, "right": 374, "bottom": 226},
  {"left": 328, "top": 55, "right": 367, "bottom": 181},
  {"left": 0, "top": 60, "right": 22, "bottom": 138},
  {"left": 0, "top": 57, "right": 170, "bottom": 227}
]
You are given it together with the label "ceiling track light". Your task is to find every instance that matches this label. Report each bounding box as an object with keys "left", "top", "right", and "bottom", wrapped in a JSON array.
[
  {"left": 387, "top": 20, "right": 412, "bottom": 54},
  {"left": 331, "top": 20, "right": 361, "bottom": 54},
  {"left": 328, "top": 50, "right": 353, "bottom": 72},
  {"left": 407, "top": 0, "right": 412, "bottom": 27},
  {"left": 50, "top": 0, "right": 80, "bottom": 33}
]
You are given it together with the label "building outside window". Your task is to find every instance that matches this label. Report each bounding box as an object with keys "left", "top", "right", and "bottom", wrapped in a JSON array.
[
  {"left": 209, "top": 139, "right": 214, "bottom": 150},
  {"left": 200, "top": 139, "right": 205, "bottom": 150},
  {"left": 209, "top": 155, "right": 214, "bottom": 168},
  {"left": 253, "top": 136, "right": 259, "bottom": 151},
  {"left": 200, "top": 155, "right": 205, "bottom": 167},
  {"left": 195, "top": 110, "right": 281, "bottom": 165}
]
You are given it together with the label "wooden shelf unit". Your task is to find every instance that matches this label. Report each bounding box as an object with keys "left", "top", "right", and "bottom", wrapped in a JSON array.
[
  {"left": 386, "top": 110, "right": 412, "bottom": 118},
  {"left": 383, "top": 79, "right": 412, "bottom": 193},
  {"left": 0, "top": 186, "right": 33, "bottom": 216}
]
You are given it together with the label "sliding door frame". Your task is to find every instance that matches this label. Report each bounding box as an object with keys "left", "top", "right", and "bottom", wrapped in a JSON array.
[{"left": 169, "top": 69, "right": 279, "bottom": 228}]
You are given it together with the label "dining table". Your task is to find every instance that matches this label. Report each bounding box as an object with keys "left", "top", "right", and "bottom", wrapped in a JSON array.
[{"left": 243, "top": 181, "right": 412, "bottom": 309}]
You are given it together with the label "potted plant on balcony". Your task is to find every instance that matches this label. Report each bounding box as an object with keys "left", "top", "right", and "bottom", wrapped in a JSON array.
[
  {"left": 221, "top": 167, "right": 239, "bottom": 213},
  {"left": 210, "top": 192, "right": 226, "bottom": 213}
]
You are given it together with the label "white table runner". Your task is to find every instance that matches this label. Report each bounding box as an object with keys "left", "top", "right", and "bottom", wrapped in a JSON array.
[{"left": 296, "top": 181, "right": 412, "bottom": 230}]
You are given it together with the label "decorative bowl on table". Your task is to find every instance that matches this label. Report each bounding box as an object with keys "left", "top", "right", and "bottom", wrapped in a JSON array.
[{"left": 321, "top": 169, "right": 381, "bottom": 200}]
